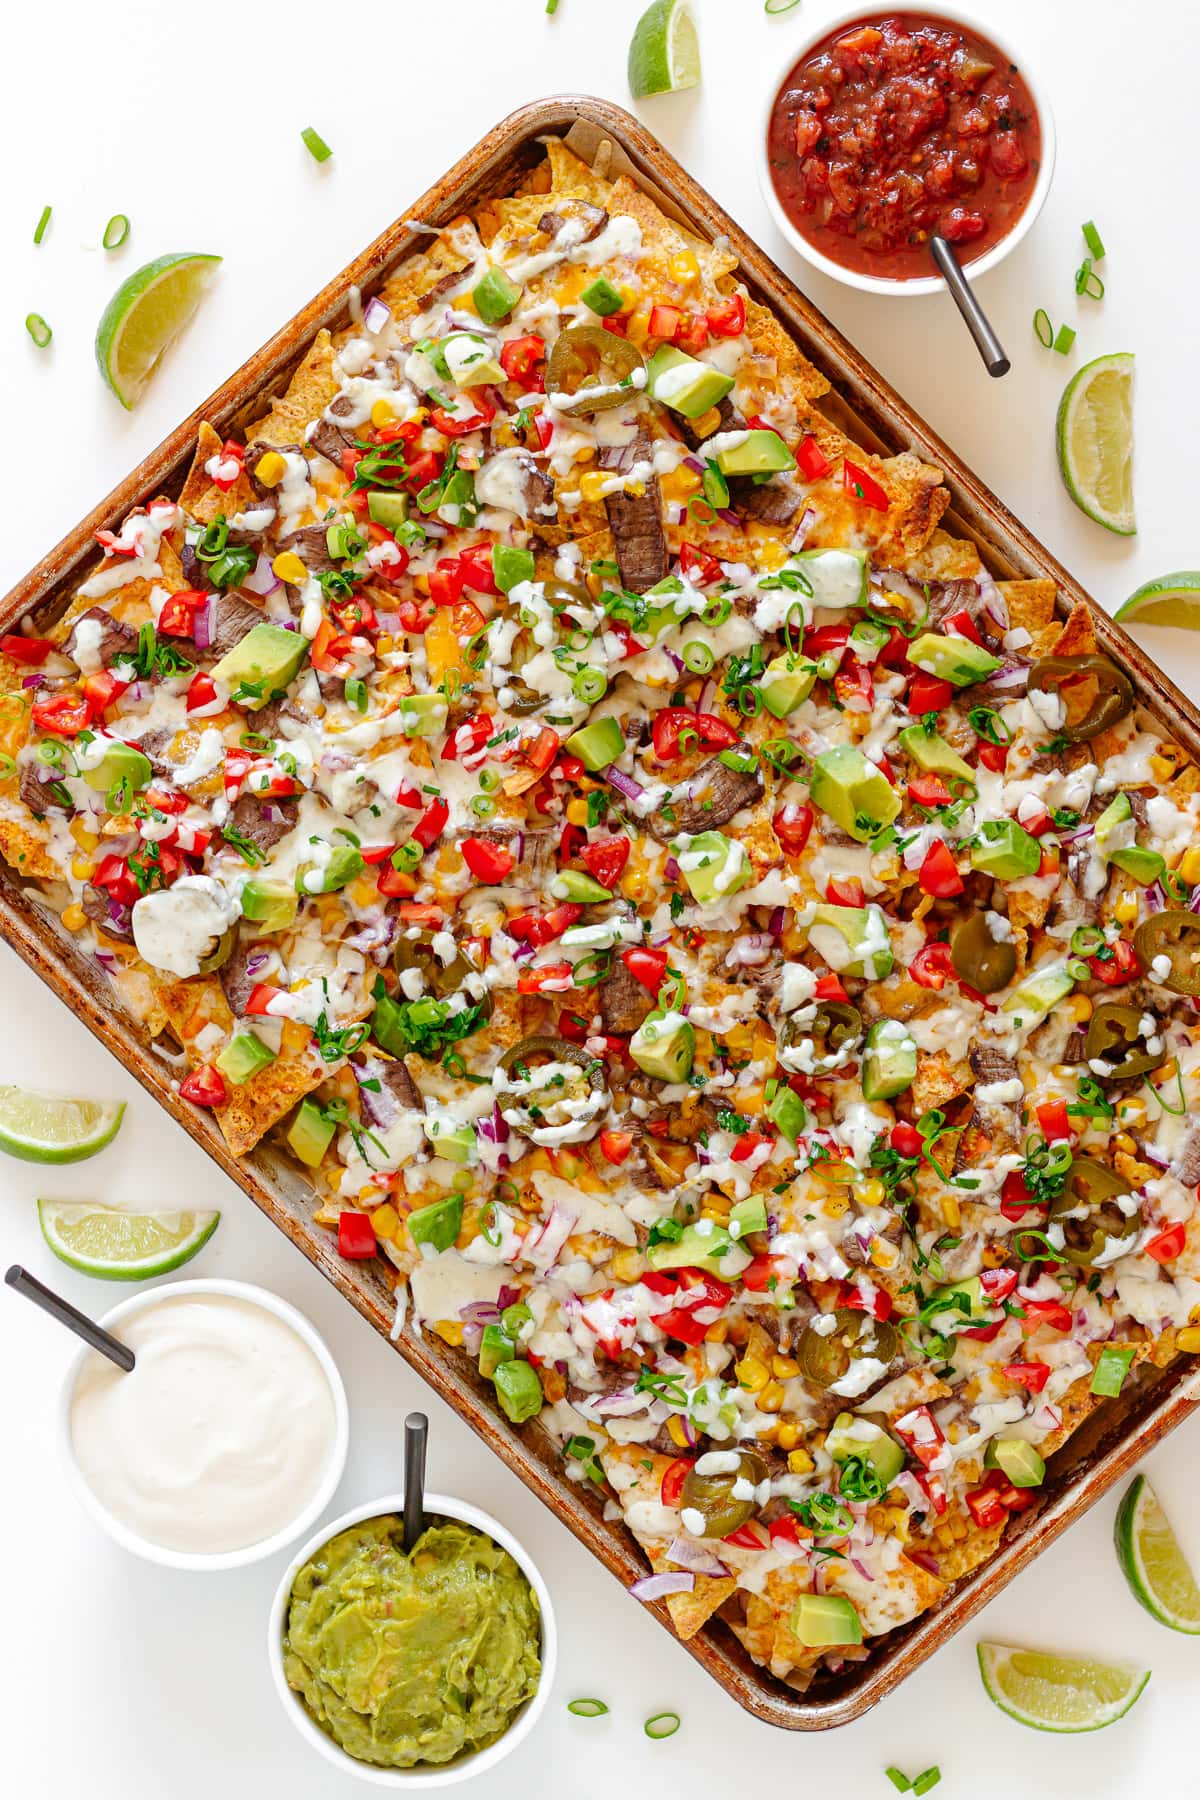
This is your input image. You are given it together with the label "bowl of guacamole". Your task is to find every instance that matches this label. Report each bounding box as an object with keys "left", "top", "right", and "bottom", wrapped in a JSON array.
[{"left": 268, "top": 1491, "right": 556, "bottom": 1787}]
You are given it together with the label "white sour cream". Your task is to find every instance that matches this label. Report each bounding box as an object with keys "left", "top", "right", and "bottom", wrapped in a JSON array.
[{"left": 69, "top": 1293, "right": 338, "bottom": 1553}]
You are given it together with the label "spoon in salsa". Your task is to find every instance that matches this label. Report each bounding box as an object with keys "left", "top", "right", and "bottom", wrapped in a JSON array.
[
  {"left": 5, "top": 1263, "right": 135, "bottom": 1371},
  {"left": 930, "top": 236, "right": 1011, "bottom": 378},
  {"left": 402, "top": 1410, "right": 429, "bottom": 1550}
]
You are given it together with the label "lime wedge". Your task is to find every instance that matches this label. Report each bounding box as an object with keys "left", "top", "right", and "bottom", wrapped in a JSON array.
[
  {"left": 95, "top": 252, "right": 222, "bottom": 409},
  {"left": 38, "top": 1199, "right": 219, "bottom": 1281},
  {"left": 0, "top": 1086, "right": 125, "bottom": 1163},
  {"left": 1114, "top": 1473, "right": 1200, "bottom": 1632},
  {"left": 1114, "top": 571, "right": 1200, "bottom": 630},
  {"left": 628, "top": 0, "right": 701, "bottom": 98},
  {"left": 977, "top": 1643, "right": 1150, "bottom": 1732},
  {"left": 1056, "top": 352, "right": 1136, "bottom": 535}
]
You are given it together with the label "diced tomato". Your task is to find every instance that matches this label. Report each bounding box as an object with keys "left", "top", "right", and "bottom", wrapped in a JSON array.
[
  {"left": 523, "top": 727, "right": 561, "bottom": 776},
  {"left": 918, "top": 839, "right": 963, "bottom": 898},
  {"left": 958, "top": 1318, "right": 1004, "bottom": 1343},
  {"left": 598, "top": 1129, "right": 634, "bottom": 1166},
  {"left": 517, "top": 961, "right": 573, "bottom": 995},
  {"left": 1003, "top": 1360, "right": 1050, "bottom": 1393},
  {"left": 359, "top": 843, "right": 396, "bottom": 866},
  {"left": 244, "top": 983, "right": 283, "bottom": 1016},
  {"left": 837, "top": 1277, "right": 894, "bottom": 1322},
  {"left": 534, "top": 412, "right": 554, "bottom": 450},
  {"left": 843, "top": 458, "right": 889, "bottom": 510},
  {"left": 661, "top": 1458, "right": 692, "bottom": 1508},
  {"left": 411, "top": 797, "right": 450, "bottom": 851},
  {"left": 179, "top": 1064, "right": 227, "bottom": 1108},
  {"left": 1036, "top": 1099, "right": 1072, "bottom": 1143},
  {"left": 582, "top": 836, "right": 630, "bottom": 890},
  {"left": 978, "top": 741, "right": 1008, "bottom": 773},
  {"left": 814, "top": 974, "right": 849, "bottom": 1002},
  {"left": 146, "top": 786, "right": 187, "bottom": 815},
  {"left": 965, "top": 1481, "right": 1007, "bottom": 1530},
  {"left": 1146, "top": 1222, "right": 1187, "bottom": 1264},
  {"left": 825, "top": 876, "right": 865, "bottom": 906},
  {"left": 92, "top": 854, "right": 140, "bottom": 909},
  {"left": 428, "top": 558, "right": 465, "bottom": 607},
  {"left": 892, "top": 1405, "right": 946, "bottom": 1471},
  {"left": 730, "top": 1131, "right": 771, "bottom": 1165},
  {"left": 442, "top": 713, "right": 494, "bottom": 764},
  {"left": 82, "top": 670, "right": 130, "bottom": 720},
  {"left": 396, "top": 597, "right": 436, "bottom": 634},
  {"left": 651, "top": 707, "right": 739, "bottom": 762},
  {"left": 1000, "top": 1170, "right": 1040, "bottom": 1223},
  {"left": 803, "top": 622, "right": 850, "bottom": 665},
  {"left": 890, "top": 1121, "right": 923, "bottom": 1157},
  {"left": 1021, "top": 1298, "right": 1073, "bottom": 1335},
  {"left": 678, "top": 541, "right": 725, "bottom": 586},
  {"left": 656, "top": 1305, "right": 711, "bottom": 1345},
  {"left": 458, "top": 542, "right": 500, "bottom": 597},
  {"left": 0, "top": 634, "right": 55, "bottom": 665},
  {"left": 508, "top": 903, "right": 584, "bottom": 947},
  {"left": 430, "top": 396, "right": 495, "bottom": 438},
  {"left": 722, "top": 1523, "right": 769, "bottom": 1550},
  {"left": 797, "top": 434, "right": 832, "bottom": 482},
  {"left": 461, "top": 836, "right": 515, "bottom": 884},
  {"left": 1091, "top": 938, "right": 1140, "bottom": 985},
  {"left": 909, "top": 941, "right": 955, "bottom": 989},
  {"left": 308, "top": 618, "right": 341, "bottom": 674},
  {"left": 1037, "top": 846, "right": 1060, "bottom": 879},
  {"left": 337, "top": 1211, "right": 377, "bottom": 1260},
  {"left": 376, "top": 862, "right": 417, "bottom": 899},
  {"left": 330, "top": 591, "right": 379, "bottom": 633},
  {"left": 980, "top": 1268, "right": 1019, "bottom": 1304},
  {"left": 942, "top": 607, "right": 984, "bottom": 646},
  {"left": 706, "top": 294, "right": 746, "bottom": 337},
  {"left": 601, "top": 315, "right": 629, "bottom": 337},
  {"left": 648, "top": 303, "right": 683, "bottom": 341},
  {"left": 31, "top": 692, "right": 90, "bottom": 737},
  {"left": 740, "top": 1254, "right": 790, "bottom": 1292},
  {"left": 499, "top": 334, "right": 546, "bottom": 385},
  {"left": 906, "top": 672, "right": 955, "bottom": 715},
  {"left": 1021, "top": 805, "right": 1053, "bottom": 838},
  {"left": 773, "top": 804, "right": 814, "bottom": 855},
  {"left": 158, "top": 589, "right": 210, "bottom": 638},
  {"left": 768, "top": 1514, "right": 804, "bottom": 1547},
  {"left": 621, "top": 945, "right": 669, "bottom": 994},
  {"left": 558, "top": 1008, "right": 591, "bottom": 1044},
  {"left": 908, "top": 773, "right": 953, "bottom": 809},
  {"left": 186, "top": 672, "right": 218, "bottom": 712},
  {"left": 676, "top": 312, "right": 710, "bottom": 354},
  {"left": 914, "top": 1470, "right": 949, "bottom": 1516},
  {"left": 833, "top": 658, "right": 874, "bottom": 711},
  {"left": 396, "top": 903, "right": 445, "bottom": 927}
]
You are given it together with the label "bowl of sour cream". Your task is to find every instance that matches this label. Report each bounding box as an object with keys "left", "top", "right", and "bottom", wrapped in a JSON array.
[{"left": 60, "top": 1278, "right": 348, "bottom": 1570}]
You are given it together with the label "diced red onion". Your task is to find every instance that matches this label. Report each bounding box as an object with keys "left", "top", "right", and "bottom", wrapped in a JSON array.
[
  {"left": 768, "top": 905, "right": 786, "bottom": 938},
  {"left": 1145, "top": 881, "right": 1167, "bottom": 914},
  {"left": 729, "top": 934, "right": 772, "bottom": 966},
  {"left": 664, "top": 856, "right": 680, "bottom": 880},
  {"left": 92, "top": 948, "right": 116, "bottom": 970},
  {"left": 1057, "top": 822, "right": 1094, "bottom": 843},
  {"left": 245, "top": 951, "right": 269, "bottom": 977},
  {"left": 682, "top": 455, "right": 705, "bottom": 474},
  {"left": 193, "top": 598, "right": 216, "bottom": 652},
  {"left": 244, "top": 552, "right": 281, "bottom": 597},
  {"left": 678, "top": 1414, "right": 698, "bottom": 1448},
  {"left": 906, "top": 1548, "right": 940, "bottom": 1576},
  {"left": 363, "top": 295, "right": 392, "bottom": 335},
  {"left": 849, "top": 1554, "right": 875, "bottom": 1582},
  {"left": 1143, "top": 1142, "right": 1171, "bottom": 1168},
  {"left": 986, "top": 662, "right": 1030, "bottom": 693},
  {"left": 527, "top": 1200, "right": 576, "bottom": 1270},
  {"left": 590, "top": 1388, "right": 651, "bottom": 1417},
  {"left": 666, "top": 1537, "right": 730, "bottom": 1577},
  {"left": 697, "top": 680, "right": 716, "bottom": 712},
  {"left": 1189, "top": 883, "right": 1200, "bottom": 915},
  {"left": 21, "top": 674, "right": 43, "bottom": 690},
  {"left": 716, "top": 507, "right": 740, "bottom": 528},
  {"left": 497, "top": 1283, "right": 519, "bottom": 1311},
  {"left": 872, "top": 566, "right": 925, "bottom": 605},
  {"left": 894, "top": 1470, "right": 930, "bottom": 1513},
  {"left": 375, "top": 611, "right": 402, "bottom": 634},
  {"left": 630, "top": 1571, "right": 695, "bottom": 1602},
  {"left": 459, "top": 1300, "right": 501, "bottom": 1325},
  {"left": 606, "top": 767, "right": 644, "bottom": 802},
  {"left": 790, "top": 506, "right": 816, "bottom": 550},
  {"left": 664, "top": 649, "right": 684, "bottom": 674}
]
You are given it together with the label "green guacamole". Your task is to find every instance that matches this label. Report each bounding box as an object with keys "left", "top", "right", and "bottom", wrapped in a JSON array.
[{"left": 282, "top": 1514, "right": 542, "bottom": 1768}]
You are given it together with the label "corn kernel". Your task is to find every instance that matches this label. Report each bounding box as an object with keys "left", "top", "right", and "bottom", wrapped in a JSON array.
[
  {"left": 608, "top": 1247, "right": 644, "bottom": 1283},
  {"left": 661, "top": 464, "right": 702, "bottom": 502},
  {"left": 370, "top": 1202, "right": 399, "bottom": 1241},
  {"left": 759, "top": 1381, "right": 786, "bottom": 1413},
  {"left": 433, "top": 1319, "right": 465, "bottom": 1347},
  {"left": 1150, "top": 752, "right": 1179, "bottom": 783},
  {"left": 771, "top": 1354, "right": 800, "bottom": 1379},
  {"left": 1116, "top": 1095, "right": 1148, "bottom": 1129},
  {"left": 856, "top": 1178, "right": 886, "bottom": 1208},
  {"left": 272, "top": 551, "right": 309, "bottom": 585},
  {"left": 70, "top": 820, "right": 99, "bottom": 850},
  {"left": 705, "top": 1318, "right": 729, "bottom": 1344},
  {"left": 254, "top": 451, "right": 287, "bottom": 488},
  {"left": 566, "top": 798, "right": 589, "bottom": 826},
  {"left": 1178, "top": 1326, "right": 1200, "bottom": 1353},
  {"left": 61, "top": 903, "right": 86, "bottom": 932},
  {"left": 1179, "top": 845, "right": 1200, "bottom": 885},
  {"left": 1064, "top": 993, "right": 1093, "bottom": 1023},
  {"left": 579, "top": 470, "right": 609, "bottom": 504},
  {"left": 348, "top": 876, "right": 378, "bottom": 907},
  {"left": 823, "top": 1191, "right": 850, "bottom": 1219},
  {"left": 774, "top": 1421, "right": 800, "bottom": 1452},
  {"left": 1113, "top": 1131, "right": 1138, "bottom": 1156},
  {"left": 370, "top": 398, "right": 397, "bottom": 427},
  {"left": 626, "top": 481, "right": 646, "bottom": 498},
  {"left": 787, "top": 1447, "right": 815, "bottom": 1475},
  {"left": 1114, "top": 890, "right": 1139, "bottom": 924},
  {"left": 666, "top": 1413, "right": 693, "bottom": 1449},
  {"left": 941, "top": 1192, "right": 962, "bottom": 1231},
  {"left": 685, "top": 406, "right": 722, "bottom": 442},
  {"left": 670, "top": 252, "right": 701, "bottom": 285},
  {"left": 736, "top": 1354, "right": 769, "bottom": 1393},
  {"left": 70, "top": 856, "right": 95, "bottom": 881}
]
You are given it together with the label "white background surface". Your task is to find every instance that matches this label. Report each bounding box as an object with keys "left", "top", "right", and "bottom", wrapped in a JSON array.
[{"left": 3, "top": 2, "right": 1200, "bottom": 1794}]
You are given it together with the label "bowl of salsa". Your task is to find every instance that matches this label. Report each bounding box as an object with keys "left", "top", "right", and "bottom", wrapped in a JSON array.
[{"left": 760, "top": 3, "right": 1054, "bottom": 295}]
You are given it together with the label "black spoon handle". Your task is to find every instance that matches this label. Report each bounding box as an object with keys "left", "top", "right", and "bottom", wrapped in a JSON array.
[
  {"left": 930, "top": 235, "right": 1011, "bottom": 378},
  {"left": 403, "top": 1410, "right": 428, "bottom": 1551},
  {"left": 5, "top": 1263, "right": 135, "bottom": 1371}
]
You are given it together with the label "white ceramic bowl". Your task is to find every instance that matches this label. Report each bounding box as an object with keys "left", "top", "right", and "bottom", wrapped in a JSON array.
[
  {"left": 757, "top": 0, "right": 1056, "bottom": 296},
  {"left": 268, "top": 1492, "right": 558, "bottom": 1788},
  {"left": 59, "top": 1277, "right": 349, "bottom": 1571}
]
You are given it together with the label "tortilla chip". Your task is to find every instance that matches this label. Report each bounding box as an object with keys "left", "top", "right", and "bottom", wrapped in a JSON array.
[
  {"left": 1051, "top": 599, "right": 1098, "bottom": 659},
  {"left": 935, "top": 1514, "right": 1007, "bottom": 1581},
  {"left": 1007, "top": 882, "right": 1054, "bottom": 931},
  {"left": 741, "top": 299, "right": 832, "bottom": 404},
  {"left": 377, "top": 221, "right": 485, "bottom": 323},
  {"left": 250, "top": 329, "right": 339, "bottom": 447},
  {"left": 998, "top": 578, "right": 1058, "bottom": 656},
  {"left": 179, "top": 422, "right": 259, "bottom": 525},
  {"left": 601, "top": 176, "right": 738, "bottom": 287},
  {"left": 912, "top": 1050, "right": 971, "bottom": 1113},
  {"left": 544, "top": 138, "right": 613, "bottom": 207},
  {"left": 644, "top": 1539, "right": 736, "bottom": 1640},
  {"left": 0, "top": 814, "right": 58, "bottom": 880},
  {"left": 907, "top": 528, "right": 984, "bottom": 583}
]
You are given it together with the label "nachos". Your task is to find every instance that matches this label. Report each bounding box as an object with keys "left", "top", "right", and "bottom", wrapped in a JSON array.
[{"left": 5, "top": 138, "right": 1200, "bottom": 1689}]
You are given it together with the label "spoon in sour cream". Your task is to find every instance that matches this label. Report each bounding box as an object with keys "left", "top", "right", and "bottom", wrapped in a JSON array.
[{"left": 5, "top": 1263, "right": 134, "bottom": 1371}]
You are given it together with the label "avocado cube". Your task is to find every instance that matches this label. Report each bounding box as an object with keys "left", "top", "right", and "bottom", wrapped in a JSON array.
[
  {"left": 987, "top": 1438, "right": 1046, "bottom": 1489},
  {"left": 240, "top": 879, "right": 299, "bottom": 932},
  {"left": 493, "top": 1358, "right": 543, "bottom": 1423},
  {"left": 441, "top": 331, "right": 504, "bottom": 388},
  {"left": 729, "top": 1194, "right": 768, "bottom": 1239},
  {"left": 580, "top": 275, "right": 625, "bottom": 317},
  {"left": 630, "top": 1011, "right": 695, "bottom": 1083},
  {"left": 421, "top": 1113, "right": 477, "bottom": 1164},
  {"left": 862, "top": 1019, "right": 918, "bottom": 1101},
  {"left": 767, "top": 1084, "right": 808, "bottom": 1143},
  {"left": 645, "top": 345, "right": 736, "bottom": 420},
  {"left": 295, "top": 842, "right": 364, "bottom": 895},
  {"left": 826, "top": 1412, "right": 905, "bottom": 1487},
  {"left": 806, "top": 901, "right": 894, "bottom": 980},
  {"left": 216, "top": 1029, "right": 276, "bottom": 1086},
  {"left": 552, "top": 869, "right": 613, "bottom": 904},
  {"left": 398, "top": 693, "right": 449, "bottom": 738},
  {"left": 407, "top": 1193, "right": 463, "bottom": 1254},
  {"left": 1002, "top": 963, "right": 1075, "bottom": 1018},
  {"left": 211, "top": 623, "right": 309, "bottom": 709},
  {"left": 761, "top": 651, "right": 818, "bottom": 719},
  {"left": 472, "top": 267, "right": 523, "bottom": 325},
  {"left": 809, "top": 744, "right": 900, "bottom": 843},
  {"left": 492, "top": 543, "right": 536, "bottom": 594},
  {"left": 1110, "top": 845, "right": 1166, "bottom": 885},
  {"left": 907, "top": 631, "right": 1002, "bottom": 688},
  {"left": 898, "top": 725, "right": 976, "bottom": 787},
  {"left": 1094, "top": 793, "right": 1134, "bottom": 856},
  {"left": 479, "top": 1324, "right": 516, "bottom": 1378},
  {"left": 371, "top": 994, "right": 415, "bottom": 1058},
  {"left": 287, "top": 1098, "right": 337, "bottom": 1168},
  {"left": 674, "top": 829, "right": 752, "bottom": 905},
  {"left": 83, "top": 742, "right": 152, "bottom": 804},
  {"left": 647, "top": 1221, "right": 750, "bottom": 1278},
  {"left": 367, "top": 491, "right": 410, "bottom": 531},
  {"left": 714, "top": 428, "right": 796, "bottom": 477},
  {"left": 970, "top": 819, "right": 1041, "bottom": 881},
  {"left": 928, "top": 1274, "right": 985, "bottom": 1326},
  {"left": 790, "top": 1593, "right": 863, "bottom": 1648},
  {"left": 564, "top": 716, "right": 624, "bottom": 772},
  {"left": 792, "top": 548, "right": 869, "bottom": 611}
]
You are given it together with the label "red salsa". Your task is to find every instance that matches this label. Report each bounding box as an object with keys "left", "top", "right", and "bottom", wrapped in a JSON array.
[{"left": 767, "top": 12, "right": 1041, "bottom": 281}]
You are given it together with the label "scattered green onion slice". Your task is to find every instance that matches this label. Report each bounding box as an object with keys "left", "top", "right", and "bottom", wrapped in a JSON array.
[
  {"left": 478, "top": 767, "right": 501, "bottom": 793},
  {"left": 0, "top": 753, "right": 15, "bottom": 780},
  {"left": 1075, "top": 258, "right": 1105, "bottom": 300},
  {"left": 546, "top": 0, "right": 560, "bottom": 12},
  {"left": 687, "top": 495, "right": 717, "bottom": 525},
  {"left": 1082, "top": 219, "right": 1106, "bottom": 261},
  {"left": 912, "top": 1770, "right": 941, "bottom": 1797},
  {"left": 765, "top": 0, "right": 802, "bottom": 10},
  {"left": 102, "top": 213, "right": 130, "bottom": 250},
  {"left": 567, "top": 1698, "right": 608, "bottom": 1717},
  {"left": 301, "top": 126, "right": 333, "bottom": 164},
  {"left": 573, "top": 665, "right": 608, "bottom": 703},
  {"left": 885, "top": 1772, "right": 913, "bottom": 1795},
  {"left": 1033, "top": 308, "right": 1053, "bottom": 349},
  {"left": 1053, "top": 324, "right": 1076, "bottom": 355},
  {"left": 25, "top": 313, "right": 52, "bottom": 348},
  {"left": 682, "top": 640, "right": 715, "bottom": 674},
  {"left": 394, "top": 841, "right": 423, "bottom": 870},
  {"left": 345, "top": 676, "right": 368, "bottom": 713},
  {"left": 470, "top": 793, "right": 497, "bottom": 818},
  {"left": 644, "top": 1711, "right": 681, "bottom": 1740},
  {"left": 33, "top": 205, "right": 51, "bottom": 245}
]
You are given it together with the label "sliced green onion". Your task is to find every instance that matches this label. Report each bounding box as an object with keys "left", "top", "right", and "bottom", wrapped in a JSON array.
[
  {"left": 1082, "top": 220, "right": 1106, "bottom": 261},
  {"left": 1075, "top": 258, "right": 1105, "bottom": 300},
  {"left": 912, "top": 1770, "right": 941, "bottom": 1797},
  {"left": 687, "top": 495, "right": 717, "bottom": 525},
  {"left": 1066, "top": 958, "right": 1091, "bottom": 982},
  {"left": 1091, "top": 1344, "right": 1135, "bottom": 1397},
  {"left": 1053, "top": 324, "right": 1076, "bottom": 355},
  {"left": 102, "top": 213, "right": 130, "bottom": 251},
  {"left": 25, "top": 313, "right": 52, "bottom": 348},
  {"left": 701, "top": 461, "right": 730, "bottom": 510},
  {"left": 885, "top": 1771, "right": 913, "bottom": 1794},
  {"left": 1070, "top": 924, "right": 1105, "bottom": 957},
  {"left": 702, "top": 595, "right": 732, "bottom": 627},
  {"left": 394, "top": 841, "right": 423, "bottom": 870},
  {"left": 546, "top": 0, "right": 560, "bottom": 12},
  {"left": 478, "top": 767, "right": 501, "bottom": 793},
  {"left": 345, "top": 676, "right": 368, "bottom": 714},
  {"left": 33, "top": 205, "right": 51, "bottom": 245},
  {"left": 644, "top": 1711, "right": 681, "bottom": 1740},
  {"left": 573, "top": 665, "right": 608, "bottom": 703},
  {"left": 718, "top": 750, "right": 756, "bottom": 773},
  {"left": 567, "top": 1698, "right": 608, "bottom": 1717},
  {"left": 765, "top": 0, "right": 801, "bottom": 10},
  {"left": 0, "top": 753, "right": 15, "bottom": 780},
  {"left": 1032, "top": 308, "right": 1053, "bottom": 349},
  {"left": 682, "top": 640, "right": 715, "bottom": 674},
  {"left": 470, "top": 793, "right": 497, "bottom": 818},
  {"left": 301, "top": 126, "right": 333, "bottom": 163}
]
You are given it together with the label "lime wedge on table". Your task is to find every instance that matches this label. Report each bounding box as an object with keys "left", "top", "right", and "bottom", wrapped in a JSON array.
[
  {"left": 628, "top": 0, "right": 701, "bottom": 98},
  {"left": 1114, "top": 571, "right": 1200, "bottom": 630},
  {"left": 1114, "top": 1473, "right": 1200, "bottom": 1633},
  {"left": 977, "top": 1643, "right": 1150, "bottom": 1733},
  {"left": 95, "top": 253, "right": 221, "bottom": 409},
  {"left": 38, "top": 1200, "right": 219, "bottom": 1280},
  {"left": 1056, "top": 352, "right": 1136, "bottom": 536},
  {"left": 0, "top": 1086, "right": 124, "bottom": 1163}
]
